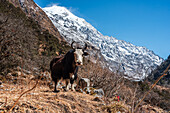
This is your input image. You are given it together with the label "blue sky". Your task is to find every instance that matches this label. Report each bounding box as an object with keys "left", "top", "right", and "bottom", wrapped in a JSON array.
[{"left": 34, "top": 0, "right": 170, "bottom": 59}]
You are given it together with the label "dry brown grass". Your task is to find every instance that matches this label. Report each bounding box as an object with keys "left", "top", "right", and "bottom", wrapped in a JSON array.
[
  {"left": 79, "top": 59, "right": 170, "bottom": 113},
  {"left": 0, "top": 61, "right": 169, "bottom": 113},
  {"left": 0, "top": 69, "right": 169, "bottom": 113},
  {"left": 102, "top": 101, "right": 131, "bottom": 113},
  {"left": 0, "top": 76, "right": 106, "bottom": 113}
]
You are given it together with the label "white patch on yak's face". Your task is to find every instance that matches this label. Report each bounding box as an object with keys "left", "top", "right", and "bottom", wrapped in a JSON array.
[{"left": 74, "top": 49, "right": 84, "bottom": 66}]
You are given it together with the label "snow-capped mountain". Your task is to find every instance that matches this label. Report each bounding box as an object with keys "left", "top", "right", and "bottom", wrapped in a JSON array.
[{"left": 43, "top": 5, "right": 164, "bottom": 81}]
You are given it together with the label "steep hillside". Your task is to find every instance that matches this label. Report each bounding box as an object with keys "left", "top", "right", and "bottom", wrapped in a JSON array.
[
  {"left": 148, "top": 55, "right": 170, "bottom": 87},
  {"left": 0, "top": 0, "right": 70, "bottom": 76},
  {"left": 7, "top": 0, "right": 63, "bottom": 41},
  {"left": 42, "top": 5, "right": 164, "bottom": 81}
]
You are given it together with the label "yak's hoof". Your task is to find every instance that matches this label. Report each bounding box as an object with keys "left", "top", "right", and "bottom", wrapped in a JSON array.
[
  {"left": 54, "top": 90, "right": 60, "bottom": 93},
  {"left": 71, "top": 89, "right": 75, "bottom": 92}
]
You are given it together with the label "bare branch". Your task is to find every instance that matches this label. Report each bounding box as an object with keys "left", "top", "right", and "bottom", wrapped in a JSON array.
[
  {"left": 133, "top": 64, "right": 170, "bottom": 113},
  {"left": 9, "top": 79, "right": 39, "bottom": 112}
]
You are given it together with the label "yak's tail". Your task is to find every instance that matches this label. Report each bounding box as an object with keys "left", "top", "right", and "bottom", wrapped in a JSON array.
[
  {"left": 50, "top": 57, "right": 60, "bottom": 70},
  {"left": 50, "top": 56, "right": 64, "bottom": 71}
]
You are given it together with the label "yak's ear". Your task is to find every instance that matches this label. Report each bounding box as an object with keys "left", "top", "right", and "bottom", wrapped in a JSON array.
[
  {"left": 71, "top": 41, "right": 76, "bottom": 49},
  {"left": 83, "top": 52, "right": 89, "bottom": 56}
]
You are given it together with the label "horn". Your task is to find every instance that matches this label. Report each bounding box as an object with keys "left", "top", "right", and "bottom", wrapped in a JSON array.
[
  {"left": 71, "top": 41, "right": 75, "bottom": 49},
  {"left": 83, "top": 43, "right": 87, "bottom": 51}
]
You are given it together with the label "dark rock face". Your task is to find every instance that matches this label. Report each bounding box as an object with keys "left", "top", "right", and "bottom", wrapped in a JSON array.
[{"left": 148, "top": 55, "right": 170, "bottom": 87}]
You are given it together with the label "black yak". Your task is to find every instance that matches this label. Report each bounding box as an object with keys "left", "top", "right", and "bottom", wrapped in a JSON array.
[{"left": 50, "top": 41, "right": 88, "bottom": 92}]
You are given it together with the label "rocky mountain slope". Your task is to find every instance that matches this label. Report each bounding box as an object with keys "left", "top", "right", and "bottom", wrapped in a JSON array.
[{"left": 43, "top": 5, "right": 164, "bottom": 81}]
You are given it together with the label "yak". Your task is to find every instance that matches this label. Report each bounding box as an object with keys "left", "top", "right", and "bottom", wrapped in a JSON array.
[{"left": 50, "top": 41, "right": 88, "bottom": 92}]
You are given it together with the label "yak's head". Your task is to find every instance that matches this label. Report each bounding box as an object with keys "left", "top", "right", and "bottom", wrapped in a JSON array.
[{"left": 71, "top": 41, "right": 89, "bottom": 66}]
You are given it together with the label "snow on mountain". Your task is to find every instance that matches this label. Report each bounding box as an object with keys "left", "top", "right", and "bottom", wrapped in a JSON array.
[{"left": 43, "top": 5, "right": 164, "bottom": 81}]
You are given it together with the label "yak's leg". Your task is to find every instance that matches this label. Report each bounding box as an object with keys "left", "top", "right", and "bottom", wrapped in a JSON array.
[
  {"left": 70, "top": 79, "right": 75, "bottom": 91},
  {"left": 54, "top": 81, "right": 57, "bottom": 92},
  {"left": 65, "top": 79, "right": 70, "bottom": 91},
  {"left": 54, "top": 79, "right": 60, "bottom": 92}
]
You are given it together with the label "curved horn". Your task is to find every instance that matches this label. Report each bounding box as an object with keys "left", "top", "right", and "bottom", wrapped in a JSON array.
[
  {"left": 83, "top": 43, "right": 87, "bottom": 51},
  {"left": 71, "top": 41, "right": 75, "bottom": 49}
]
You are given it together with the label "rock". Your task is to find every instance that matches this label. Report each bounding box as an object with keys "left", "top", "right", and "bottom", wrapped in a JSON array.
[
  {"left": 94, "top": 88, "right": 104, "bottom": 98},
  {"left": 93, "top": 97, "right": 103, "bottom": 102},
  {"left": 76, "top": 78, "right": 91, "bottom": 94}
]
